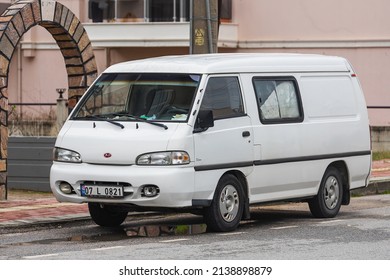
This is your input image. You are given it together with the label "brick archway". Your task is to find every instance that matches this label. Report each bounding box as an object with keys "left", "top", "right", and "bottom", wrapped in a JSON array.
[{"left": 0, "top": 0, "right": 97, "bottom": 199}]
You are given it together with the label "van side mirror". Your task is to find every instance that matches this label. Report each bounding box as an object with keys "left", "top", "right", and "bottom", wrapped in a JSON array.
[{"left": 194, "top": 110, "right": 214, "bottom": 133}]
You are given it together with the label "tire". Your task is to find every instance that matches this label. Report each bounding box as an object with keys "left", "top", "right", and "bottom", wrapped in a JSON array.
[
  {"left": 309, "top": 167, "right": 343, "bottom": 218},
  {"left": 88, "top": 203, "right": 128, "bottom": 227},
  {"left": 204, "top": 174, "right": 245, "bottom": 232}
]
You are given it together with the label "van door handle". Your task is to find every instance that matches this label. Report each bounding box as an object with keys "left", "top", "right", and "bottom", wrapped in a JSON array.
[{"left": 242, "top": 131, "right": 250, "bottom": 137}]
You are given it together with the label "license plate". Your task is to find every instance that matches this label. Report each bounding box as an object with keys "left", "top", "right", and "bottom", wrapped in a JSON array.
[{"left": 80, "top": 184, "right": 124, "bottom": 198}]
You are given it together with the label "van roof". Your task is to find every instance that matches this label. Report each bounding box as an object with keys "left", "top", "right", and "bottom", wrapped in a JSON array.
[{"left": 104, "top": 53, "right": 352, "bottom": 74}]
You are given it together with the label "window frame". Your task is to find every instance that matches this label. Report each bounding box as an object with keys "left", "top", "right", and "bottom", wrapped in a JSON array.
[
  {"left": 201, "top": 75, "right": 247, "bottom": 121},
  {"left": 252, "top": 76, "right": 304, "bottom": 124}
]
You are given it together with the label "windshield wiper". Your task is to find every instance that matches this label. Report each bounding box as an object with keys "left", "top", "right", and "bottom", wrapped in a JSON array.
[
  {"left": 76, "top": 115, "right": 124, "bottom": 129},
  {"left": 113, "top": 113, "right": 168, "bottom": 130}
]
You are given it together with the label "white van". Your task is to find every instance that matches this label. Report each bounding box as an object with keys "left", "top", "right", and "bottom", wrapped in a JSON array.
[{"left": 50, "top": 53, "right": 371, "bottom": 232}]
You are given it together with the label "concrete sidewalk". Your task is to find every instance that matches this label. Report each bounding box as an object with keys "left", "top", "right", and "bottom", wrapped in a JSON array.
[{"left": 1, "top": 160, "right": 390, "bottom": 228}]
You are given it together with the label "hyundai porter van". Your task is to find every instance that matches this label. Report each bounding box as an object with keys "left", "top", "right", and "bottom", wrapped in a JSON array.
[{"left": 50, "top": 53, "right": 371, "bottom": 232}]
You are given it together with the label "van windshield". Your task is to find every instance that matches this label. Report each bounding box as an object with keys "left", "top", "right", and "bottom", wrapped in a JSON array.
[{"left": 72, "top": 73, "right": 201, "bottom": 122}]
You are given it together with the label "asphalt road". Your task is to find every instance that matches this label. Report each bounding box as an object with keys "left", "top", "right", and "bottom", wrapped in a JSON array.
[{"left": 0, "top": 194, "right": 389, "bottom": 260}]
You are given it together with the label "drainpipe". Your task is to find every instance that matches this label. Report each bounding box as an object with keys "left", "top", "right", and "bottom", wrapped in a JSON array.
[
  {"left": 17, "top": 44, "right": 22, "bottom": 118},
  {"left": 205, "top": 0, "right": 214, "bottom": 53}
]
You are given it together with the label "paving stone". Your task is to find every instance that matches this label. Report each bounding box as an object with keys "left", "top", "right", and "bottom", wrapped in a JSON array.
[
  {"left": 39, "top": 22, "right": 55, "bottom": 29},
  {"left": 0, "top": 171, "right": 6, "bottom": 185},
  {"left": 68, "top": 75, "right": 85, "bottom": 88},
  {"left": 66, "top": 65, "right": 84, "bottom": 75},
  {"left": 60, "top": 6, "right": 68, "bottom": 27},
  {"left": 57, "top": 40, "right": 77, "bottom": 49},
  {"left": 0, "top": 185, "right": 5, "bottom": 200},
  {"left": 0, "top": 159, "right": 6, "bottom": 172},
  {"left": 47, "top": 27, "right": 66, "bottom": 35},
  {"left": 0, "top": 125, "right": 7, "bottom": 158},
  {"left": 145, "top": 226, "right": 161, "bottom": 237},
  {"left": 7, "top": 4, "right": 28, "bottom": 10},
  {"left": 67, "top": 88, "right": 85, "bottom": 108},
  {"left": 0, "top": 77, "right": 7, "bottom": 89},
  {"left": 4, "top": 9, "right": 19, "bottom": 17},
  {"left": 73, "top": 24, "right": 84, "bottom": 43},
  {"left": 16, "top": 0, "right": 36, "bottom": 4},
  {"left": 0, "top": 33, "right": 15, "bottom": 59},
  {"left": 0, "top": 97, "right": 8, "bottom": 124},
  {"left": 125, "top": 228, "right": 139, "bottom": 237},
  {"left": 138, "top": 226, "right": 147, "bottom": 236},
  {"left": 0, "top": 109, "right": 7, "bottom": 127},
  {"left": 67, "top": 98, "right": 77, "bottom": 109},
  {"left": 5, "top": 23, "right": 21, "bottom": 46},
  {"left": 65, "top": 57, "right": 82, "bottom": 66},
  {"left": 81, "top": 44, "right": 94, "bottom": 63},
  {"left": 21, "top": 4, "right": 35, "bottom": 30},
  {"left": 77, "top": 32, "right": 91, "bottom": 52},
  {"left": 11, "top": 12, "right": 25, "bottom": 36},
  {"left": 53, "top": 2, "right": 62, "bottom": 23},
  {"left": 0, "top": 23, "right": 7, "bottom": 32},
  {"left": 68, "top": 17, "right": 80, "bottom": 36},
  {"left": 0, "top": 16, "right": 13, "bottom": 23},
  {"left": 0, "top": 55, "right": 9, "bottom": 76},
  {"left": 62, "top": 48, "right": 80, "bottom": 58},
  {"left": 64, "top": 11, "right": 73, "bottom": 31},
  {"left": 87, "top": 73, "right": 98, "bottom": 86},
  {"left": 52, "top": 33, "right": 72, "bottom": 42},
  {"left": 31, "top": 1, "right": 41, "bottom": 22},
  {"left": 84, "top": 58, "right": 97, "bottom": 73}
]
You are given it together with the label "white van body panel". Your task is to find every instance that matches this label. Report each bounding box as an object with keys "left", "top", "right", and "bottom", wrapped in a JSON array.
[
  {"left": 50, "top": 53, "right": 371, "bottom": 215},
  {"left": 57, "top": 121, "right": 186, "bottom": 165}
]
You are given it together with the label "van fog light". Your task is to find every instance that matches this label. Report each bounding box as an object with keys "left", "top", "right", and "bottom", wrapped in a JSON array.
[
  {"left": 59, "top": 182, "right": 73, "bottom": 194},
  {"left": 141, "top": 185, "right": 160, "bottom": 197}
]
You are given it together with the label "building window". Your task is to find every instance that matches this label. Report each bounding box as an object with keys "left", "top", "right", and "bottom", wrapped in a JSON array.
[
  {"left": 88, "top": 0, "right": 114, "bottom": 22},
  {"left": 252, "top": 78, "right": 303, "bottom": 124},
  {"left": 88, "top": 0, "right": 231, "bottom": 23},
  {"left": 147, "top": 0, "right": 189, "bottom": 22},
  {"left": 220, "top": 0, "right": 232, "bottom": 21}
]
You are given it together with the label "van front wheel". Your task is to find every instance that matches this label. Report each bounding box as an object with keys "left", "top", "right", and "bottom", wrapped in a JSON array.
[
  {"left": 88, "top": 203, "right": 128, "bottom": 227},
  {"left": 309, "top": 167, "right": 343, "bottom": 218},
  {"left": 204, "top": 174, "right": 244, "bottom": 232}
]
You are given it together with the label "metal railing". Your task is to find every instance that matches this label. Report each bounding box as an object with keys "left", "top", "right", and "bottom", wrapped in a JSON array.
[
  {"left": 367, "top": 106, "right": 390, "bottom": 109},
  {"left": 9, "top": 102, "right": 56, "bottom": 106}
]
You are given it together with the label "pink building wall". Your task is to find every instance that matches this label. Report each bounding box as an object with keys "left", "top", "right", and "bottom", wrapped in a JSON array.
[{"left": 6, "top": 0, "right": 390, "bottom": 126}]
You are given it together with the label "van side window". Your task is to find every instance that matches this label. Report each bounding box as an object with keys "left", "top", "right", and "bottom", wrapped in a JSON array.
[
  {"left": 201, "top": 76, "right": 245, "bottom": 119},
  {"left": 253, "top": 78, "right": 303, "bottom": 123}
]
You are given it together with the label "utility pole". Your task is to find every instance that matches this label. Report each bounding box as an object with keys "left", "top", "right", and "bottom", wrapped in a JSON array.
[{"left": 190, "top": 0, "right": 220, "bottom": 54}]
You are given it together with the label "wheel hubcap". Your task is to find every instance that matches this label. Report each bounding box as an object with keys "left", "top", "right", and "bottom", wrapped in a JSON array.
[
  {"left": 323, "top": 175, "right": 340, "bottom": 209},
  {"left": 219, "top": 185, "right": 239, "bottom": 222}
]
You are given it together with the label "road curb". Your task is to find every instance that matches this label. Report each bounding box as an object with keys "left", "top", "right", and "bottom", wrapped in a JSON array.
[
  {"left": 1, "top": 178, "right": 390, "bottom": 229},
  {"left": 351, "top": 177, "right": 390, "bottom": 196}
]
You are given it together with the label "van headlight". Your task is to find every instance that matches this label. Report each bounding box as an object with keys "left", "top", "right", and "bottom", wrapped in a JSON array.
[
  {"left": 54, "top": 147, "right": 82, "bottom": 163},
  {"left": 137, "top": 151, "right": 190, "bottom": 165}
]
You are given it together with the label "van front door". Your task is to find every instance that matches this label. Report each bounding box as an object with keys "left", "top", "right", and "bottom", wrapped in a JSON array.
[{"left": 193, "top": 75, "right": 254, "bottom": 183}]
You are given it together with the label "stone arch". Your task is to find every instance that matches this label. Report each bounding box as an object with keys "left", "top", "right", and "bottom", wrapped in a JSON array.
[{"left": 0, "top": 0, "right": 97, "bottom": 199}]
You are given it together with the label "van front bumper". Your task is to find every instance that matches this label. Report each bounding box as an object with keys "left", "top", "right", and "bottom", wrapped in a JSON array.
[{"left": 50, "top": 162, "right": 195, "bottom": 208}]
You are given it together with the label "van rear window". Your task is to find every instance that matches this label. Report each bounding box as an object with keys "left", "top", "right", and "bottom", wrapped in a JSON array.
[{"left": 252, "top": 77, "right": 303, "bottom": 124}]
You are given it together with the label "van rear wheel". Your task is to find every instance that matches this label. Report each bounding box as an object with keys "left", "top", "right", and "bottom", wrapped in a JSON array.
[
  {"left": 309, "top": 167, "right": 343, "bottom": 218},
  {"left": 204, "top": 174, "right": 244, "bottom": 232},
  {"left": 88, "top": 203, "right": 128, "bottom": 227}
]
